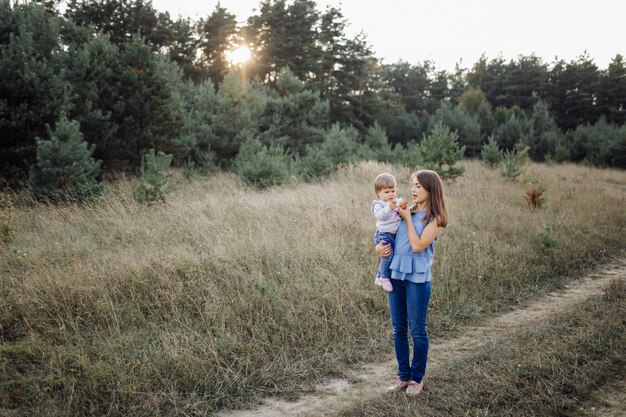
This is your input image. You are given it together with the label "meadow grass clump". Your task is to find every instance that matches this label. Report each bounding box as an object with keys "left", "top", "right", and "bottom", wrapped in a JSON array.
[
  {"left": 0, "top": 190, "right": 14, "bottom": 246},
  {"left": 338, "top": 280, "right": 626, "bottom": 417},
  {"left": 1, "top": 160, "right": 625, "bottom": 415}
]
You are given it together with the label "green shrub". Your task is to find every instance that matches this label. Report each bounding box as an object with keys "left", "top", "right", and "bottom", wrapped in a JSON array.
[
  {"left": 320, "top": 124, "right": 359, "bottom": 166},
  {"left": 538, "top": 226, "right": 558, "bottom": 249},
  {"left": 432, "top": 103, "right": 482, "bottom": 156},
  {"left": 480, "top": 136, "right": 502, "bottom": 168},
  {"left": 570, "top": 118, "right": 624, "bottom": 166},
  {"left": 493, "top": 113, "right": 530, "bottom": 151},
  {"left": 0, "top": 191, "right": 14, "bottom": 246},
  {"left": 134, "top": 149, "right": 173, "bottom": 203},
  {"left": 500, "top": 143, "right": 530, "bottom": 181},
  {"left": 29, "top": 117, "right": 103, "bottom": 202},
  {"left": 359, "top": 121, "right": 393, "bottom": 162},
  {"left": 294, "top": 145, "right": 333, "bottom": 182},
  {"left": 233, "top": 137, "right": 291, "bottom": 188},
  {"left": 417, "top": 122, "right": 465, "bottom": 181}
]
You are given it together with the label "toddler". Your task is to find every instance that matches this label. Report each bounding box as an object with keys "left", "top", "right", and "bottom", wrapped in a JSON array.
[{"left": 371, "top": 173, "right": 407, "bottom": 292}]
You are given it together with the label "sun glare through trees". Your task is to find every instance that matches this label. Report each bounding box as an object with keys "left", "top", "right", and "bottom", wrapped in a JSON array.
[{"left": 225, "top": 45, "right": 251, "bottom": 66}]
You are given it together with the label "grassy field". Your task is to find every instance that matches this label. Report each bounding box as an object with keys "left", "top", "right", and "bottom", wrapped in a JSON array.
[
  {"left": 1, "top": 160, "right": 625, "bottom": 416},
  {"left": 338, "top": 280, "right": 626, "bottom": 417}
]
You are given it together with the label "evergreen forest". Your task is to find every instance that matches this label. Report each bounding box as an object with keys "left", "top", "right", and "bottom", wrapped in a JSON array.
[{"left": 2, "top": 0, "right": 626, "bottom": 193}]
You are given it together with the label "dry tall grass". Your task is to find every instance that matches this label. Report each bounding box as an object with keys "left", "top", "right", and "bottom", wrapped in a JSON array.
[
  {"left": 1, "top": 160, "right": 625, "bottom": 415},
  {"left": 339, "top": 280, "right": 626, "bottom": 417}
]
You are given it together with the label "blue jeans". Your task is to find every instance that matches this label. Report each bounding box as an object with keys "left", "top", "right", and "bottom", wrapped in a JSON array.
[
  {"left": 388, "top": 279, "right": 431, "bottom": 383},
  {"left": 374, "top": 231, "right": 395, "bottom": 278}
]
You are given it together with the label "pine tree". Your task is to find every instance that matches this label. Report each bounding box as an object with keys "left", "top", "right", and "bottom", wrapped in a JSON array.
[
  {"left": 233, "top": 137, "right": 291, "bottom": 188},
  {"left": 110, "top": 36, "right": 183, "bottom": 169},
  {"left": 499, "top": 142, "right": 529, "bottom": 181},
  {"left": 210, "top": 71, "right": 269, "bottom": 164},
  {"left": 598, "top": 54, "right": 626, "bottom": 125},
  {"left": 134, "top": 148, "right": 173, "bottom": 203},
  {"left": 493, "top": 113, "right": 529, "bottom": 151},
  {"left": 174, "top": 79, "right": 218, "bottom": 170},
  {"left": 481, "top": 136, "right": 502, "bottom": 168},
  {"left": 294, "top": 144, "right": 333, "bottom": 181},
  {"left": 197, "top": 4, "right": 238, "bottom": 84},
  {"left": 319, "top": 123, "right": 359, "bottom": 166},
  {"left": 417, "top": 122, "right": 465, "bottom": 181},
  {"left": 246, "top": 0, "right": 321, "bottom": 83},
  {"left": 29, "top": 117, "right": 103, "bottom": 202},
  {"left": 259, "top": 67, "right": 329, "bottom": 154},
  {"left": 0, "top": 1, "right": 69, "bottom": 184},
  {"left": 527, "top": 100, "right": 562, "bottom": 160},
  {"left": 360, "top": 121, "right": 393, "bottom": 162},
  {"left": 433, "top": 103, "right": 481, "bottom": 156}
]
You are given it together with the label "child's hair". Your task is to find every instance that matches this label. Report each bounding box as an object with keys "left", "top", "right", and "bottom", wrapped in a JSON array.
[
  {"left": 374, "top": 173, "right": 397, "bottom": 195},
  {"left": 410, "top": 170, "right": 448, "bottom": 227}
]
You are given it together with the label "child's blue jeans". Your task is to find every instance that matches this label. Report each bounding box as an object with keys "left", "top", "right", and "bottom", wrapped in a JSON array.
[{"left": 374, "top": 231, "right": 395, "bottom": 279}]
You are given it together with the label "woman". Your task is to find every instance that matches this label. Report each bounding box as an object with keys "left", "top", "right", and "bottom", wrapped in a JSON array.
[{"left": 376, "top": 169, "right": 448, "bottom": 397}]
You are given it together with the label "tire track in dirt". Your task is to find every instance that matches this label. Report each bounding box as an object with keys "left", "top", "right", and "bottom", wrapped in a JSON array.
[{"left": 217, "top": 256, "right": 626, "bottom": 417}]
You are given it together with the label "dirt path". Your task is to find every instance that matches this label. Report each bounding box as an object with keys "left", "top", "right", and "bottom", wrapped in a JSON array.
[
  {"left": 217, "top": 257, "right": 626, "bottom": 417},
  {"left": 575, "top": 377, "right": 626, "bottom": 417}
]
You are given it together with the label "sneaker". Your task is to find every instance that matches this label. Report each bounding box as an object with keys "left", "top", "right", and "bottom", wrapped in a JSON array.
[
  {"left": 386, "top": 379, "right": 409, "bottom": 394},
  {"left": 405, "top": 380, "right": 423, "bottom": 397},
  {"left": 379, "top": 278, "right": 393, "bottom": 292}
]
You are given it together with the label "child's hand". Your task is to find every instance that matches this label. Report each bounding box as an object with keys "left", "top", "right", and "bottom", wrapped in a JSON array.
[
  {"left": 399, "top": 200, "right": 408, "bottom": 210},
  {"left": 389, "top": 200, "right": 397, "bottom": 210}
]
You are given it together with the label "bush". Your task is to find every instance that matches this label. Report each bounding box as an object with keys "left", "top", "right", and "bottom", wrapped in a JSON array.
[
  {"left": 29, "top": 117, "right": 103, "bottom": 202},
  {"left": 527, "top": 101, "right": 562, "bottom": 161},
  {"left": 0, "top": 191, "right": 14, "bottom": 246},
  {"left": 493, "top": 113, "right": 529, "bottom": 151},
  {"left": 433, "top": 103, "right": 482, "bottom": 156},
  {"left": 233, "top": 137, "right": 291, "bottom": 188},
  {"left": 500, "top": 143, "right": 530, "bottom": 181},
  {"left": 480, "top": 136, "right": 502, "bottom": 168},
  {"left": 569, "top": 118, "right": 625, "bottom": 167},
  {"left": 294, "top": 145, "right": 333, "bottom": 182},
  {"left": 538, "top": 226, "right": 558, "bottom": 249},
  {"left": 134, "top": 149, "right": 173, "bottom": 204},
  {"left": 524, "top": 183, "right": 545, "bottom": 208},
  {"left": 320, "top": 124, "right": 359, "bottom": 166},
  {"left": 417, "top": 122, "right": 465, "bottom": 181},
  {"left": 359, "top": 121, "right": 393, "bottom": 162}
]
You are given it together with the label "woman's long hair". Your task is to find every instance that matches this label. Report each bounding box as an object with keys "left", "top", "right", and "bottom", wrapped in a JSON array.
[{"left": 410, "top": 170, "right": 448, "bottom": 227}]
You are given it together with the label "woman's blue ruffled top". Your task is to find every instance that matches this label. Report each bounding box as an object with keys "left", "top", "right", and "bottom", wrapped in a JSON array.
[{"left": 389, "top": 210, "right": 436, "bottom": 283}]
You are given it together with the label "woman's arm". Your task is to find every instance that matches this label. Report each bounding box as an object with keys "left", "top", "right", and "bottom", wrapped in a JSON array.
[{"left": 398, "top": 207, "right": 441, "bottom": 253}]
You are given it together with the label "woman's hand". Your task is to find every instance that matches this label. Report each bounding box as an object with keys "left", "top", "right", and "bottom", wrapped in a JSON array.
[
  {"left": 376, "top": 240, "right": 392, "bottom": 257},
  {"left": 398, "top": 205, "right": 411, "bottom": 220}
]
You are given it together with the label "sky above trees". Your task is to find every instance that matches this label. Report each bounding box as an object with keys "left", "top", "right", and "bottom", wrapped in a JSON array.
[{"left": 152, "top": 0, "right": 625, "bottom": 71}]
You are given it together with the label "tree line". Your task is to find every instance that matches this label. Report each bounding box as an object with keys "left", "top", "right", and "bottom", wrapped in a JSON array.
[{"left": 1, "top": 0, "right": 625, "bottom": 193}]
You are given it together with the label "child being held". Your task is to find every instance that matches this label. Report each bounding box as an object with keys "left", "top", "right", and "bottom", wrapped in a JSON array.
[{"left": 371, "top": 173, "right": 407, "bottom": 292}]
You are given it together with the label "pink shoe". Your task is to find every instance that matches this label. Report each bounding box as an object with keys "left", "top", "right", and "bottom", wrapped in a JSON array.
[
  {"left": 385, "top": 379, "right": 409, "bottom": 394},
  {"left": 374, "top": 276, "right": 382, "bottom": 286},
  {"left": 379, "top": 278, "right": 393, "bottom": 292},
  {"left": 405, "top": 380, "right": 423, "bottom": 397}
]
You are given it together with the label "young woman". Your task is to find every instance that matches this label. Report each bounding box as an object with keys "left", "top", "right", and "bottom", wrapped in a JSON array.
[{"left": 375, "top": 169, "right": 448, "bottom": 397}]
